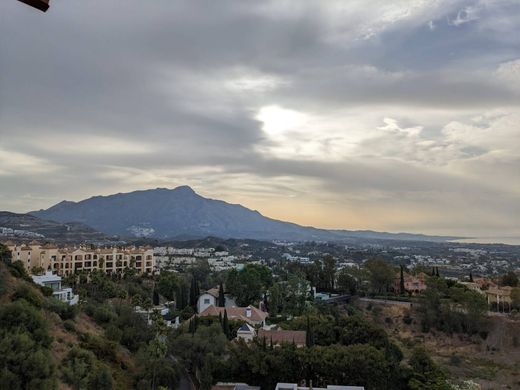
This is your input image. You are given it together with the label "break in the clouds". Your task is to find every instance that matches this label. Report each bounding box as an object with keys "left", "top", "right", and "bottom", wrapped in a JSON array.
[{"left": 0, "top": 0, "right": 519, "bottom": 237}]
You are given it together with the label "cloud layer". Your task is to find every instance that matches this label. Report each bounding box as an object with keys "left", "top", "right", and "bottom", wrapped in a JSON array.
[{"left": 1, "top": 0, "right": 519, "bottom": 237}]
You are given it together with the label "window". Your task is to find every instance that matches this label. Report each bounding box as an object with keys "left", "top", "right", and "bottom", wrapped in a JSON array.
[{"left": 204, "top": 298, "right": 210, "bottom": 304}]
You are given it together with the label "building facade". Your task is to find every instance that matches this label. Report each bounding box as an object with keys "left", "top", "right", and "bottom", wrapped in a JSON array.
[
  {"left": 32, "top": 270, "right": 79, "bottom": 305},
  {"left": 4, "top": 241, "right": 155, "bottom": 275}
]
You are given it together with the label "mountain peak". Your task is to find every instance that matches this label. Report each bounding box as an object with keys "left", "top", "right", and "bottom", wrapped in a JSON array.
[{"left": 173, "top": 185, "right": 196, "bottom": 194}]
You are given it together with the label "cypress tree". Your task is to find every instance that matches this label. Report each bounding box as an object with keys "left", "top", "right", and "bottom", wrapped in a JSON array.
[
  {"left": 222, "top": 309, "right": 229, "bottom": 338},
  {"left": 435, "top": 267, "right": 440, "bottom": 277},
  {"left": 306, "top": 316, "right": 314, "bottom": 347},
  {"left": 218, "top": 312, "right": 223, "bottom": 324},
  {"left": 189, "top": 275, "right": 199, "bottom": 308},
  {"left": 469, "top": 271, "right": 474, "bottom": 282},
  {"left": 152, "top": 289, "right": 160, "bottom": 306},
  {"left": 218, "top": 282, "right": 225, "bottom": 307},
  {"left": 399, "top": 265, "right": 405, "bottom": 295}
]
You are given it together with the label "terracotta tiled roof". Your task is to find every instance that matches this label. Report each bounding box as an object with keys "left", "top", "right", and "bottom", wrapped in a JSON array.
[
  {"left": 258, "top": 329, "right": 306, "bottom": 346},
  {"left": 198, "top": 305, "right": 267, "bottom": 324},
  {"left": 206, "top": 288, "right": 220, "bottom": 298}
]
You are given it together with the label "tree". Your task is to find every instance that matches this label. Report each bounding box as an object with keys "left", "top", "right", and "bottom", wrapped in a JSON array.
[
  {"left": 217, "top": 282, "right": 225, "bottom": 307},
  {"left": 399, "top": 265, "right": 406, "bottom": 295},
  {"left": 0, "top": 300, "right": 56, "bottom": 389},
  {"left": 408, "top": 347, "right": 449, "bottom": 389},
  {"left": 0, "top": 243, "right": 12, "bottom": 263},
  {"left": 322, "top": 255, "right": 336, "bottom": 292},
  {"left": 152, "top": 289, "right": 160, "bottom": 306},
  {"left": 469, "top": 271, "right": 474, "bottom": 283},
  {"left": 336, "top": 268, "right": 358, "bottom": 295},
  {"left": 222, "top": 310, "right": 230, "bottom": 339},
  {"left": 512, "top": 287, "right": 520, "bottom": 310},
  {"left": 189, "top": 275, "right": 200, "bottom": 308},
  {"left": 226, "top": 264, "right": 272, "bottom": 306},
  {"left": 306, "top": 316, "right": 314, "bottom": 347},
  {"left": 156, "top": 272, "right": 178, "bottom": 301},
  {"left": 365, "top": 258, "right": 395, "bottom": 294},
  {"left": 500, "top": 271, "right": 519, "bottom": 287}
]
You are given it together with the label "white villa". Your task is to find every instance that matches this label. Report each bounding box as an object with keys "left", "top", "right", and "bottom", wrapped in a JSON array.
[{"left": 32, "top": 271, "right": 79, "bottom": 305}]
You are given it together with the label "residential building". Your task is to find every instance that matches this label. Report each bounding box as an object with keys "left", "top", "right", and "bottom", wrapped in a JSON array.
[
  {"left": 258, "top": 329, "right": 307, "bottom": 347},
  {"left": 485, "top": 286, "right": 513, "bottom": 311},
  {"left": 393, "top": 272, "right": 427, "bottom": 294},
  {"left": 236, "top": 323, "right": 256, "bottom": 342},
  {"left": 212, "top": 383, "right": 260, "bottom": 390},
  {"left": 32, "top": 270, "right": 79, "bottom": 305},
  {"left": 198, "top": 287, "right": 220, "bottom": 313},
  {"left": 275, "top": 383, "right": 364, "bottom": 390},
  {"left": 197, "top": 305, "right": 268, "bottom": 326},
  {"left": 4, "top": 241, "right": 154, "bottom": 275}
]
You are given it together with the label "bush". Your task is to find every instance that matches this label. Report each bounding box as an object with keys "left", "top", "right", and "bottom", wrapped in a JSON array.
[
  {"left": 104, "top": 324, "right": 122, "bottom": 343},
  {"left": 61, "top": 347, "right": 113, "bottom": 390},
  {"left": 403, "top": 315, "right": 413, "bottom": 325},
  {"left": 84, "top": 303, "right": 116, "bottom": 325},
  {"left": 7, "top": 260, "right": 31, "bottom": 280},
  {"left": 46, "top": 298, "right": 78, "bottom": 320},
  {"left": 40, "top": 286, "right": 53, "bottom": 297},
  {"left": 79, "top": 333, "right": 117, "bottom": 362},
  {"left": 64, "top": 320, "right": 76, "bottom": 332},
  {"left": 13, "top": 285, "right": 43, "bottom": 307}
]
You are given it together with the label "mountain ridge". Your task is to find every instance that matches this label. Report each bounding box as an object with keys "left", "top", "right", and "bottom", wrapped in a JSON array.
[{"left": 30, "top": 186, "right": 460, "bottom": 242}]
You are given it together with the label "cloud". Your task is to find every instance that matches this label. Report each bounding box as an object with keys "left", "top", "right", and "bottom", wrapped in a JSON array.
[
  {"left": 450, "top": 5, "right": 481, "bottom": 26},
  {"left": 0, "top": 0, "right": 519, "bottom": 236}
]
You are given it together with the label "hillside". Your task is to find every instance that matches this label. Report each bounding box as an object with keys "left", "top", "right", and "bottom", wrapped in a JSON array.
[
  {"left": 358, "top": 299, "right": 520, "bottom": 389},
  {"left": 0, "top": 211, "right": 111, "bottom": 243},
  {"left": 31, "top": 186, "right": 458, "bottom": 242},
  {"left": 0, "top": 259, "right": 138, "bottom": 389}
]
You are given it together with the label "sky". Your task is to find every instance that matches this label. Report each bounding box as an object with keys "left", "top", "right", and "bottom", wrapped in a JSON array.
[{"left": 1, "top": 0, "right": 519, "bottom": 238}]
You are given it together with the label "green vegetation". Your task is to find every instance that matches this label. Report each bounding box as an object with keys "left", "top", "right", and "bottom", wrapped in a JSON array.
[
  {"left": 1, "top": 242, "right": 510, "bottom": 389},
  {"left": 417, "top": 277, "right": 488, "bottom": 335}
]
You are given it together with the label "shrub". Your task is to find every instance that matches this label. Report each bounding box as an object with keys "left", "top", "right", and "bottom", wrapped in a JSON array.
[
  {"left": 40, "top": 286, "right": 53, "bottom": 297},
  {"left": 79, "top": 333, "right": 117, "bottom": 362},
  {"left": 13, "top": 285, "right": 43, "bottom": 307},
  {"left": 403, "top": 315, "right": 413, "bottom": 325},
  {"left": 8, "top": 260, "right": 31, "bottom": 281},
  {"left": 61, "top": 347, "right": 113, "bottom": 390},
  {"left": 84, "top": 303, "right": 115, "bottom": 325},
  {"left": 104, "top": 324, "right": 122, "bottom": 343},
  {"left": 46, "top": 298, "right": 77, "bottom": 320},
  {"left": 64, "top": 320, "right": 76, "bottom": 332}
]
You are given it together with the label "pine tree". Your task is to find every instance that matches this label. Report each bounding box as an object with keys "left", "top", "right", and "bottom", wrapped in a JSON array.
[
  {"left": 218, "top": 282, "right": 225, "bottom": 307},
  {"left": 399, "top": 265, "right": 405, "bottom": 295}
]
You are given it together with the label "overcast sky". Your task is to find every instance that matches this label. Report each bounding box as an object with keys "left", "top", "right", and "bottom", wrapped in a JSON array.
[{"left": 1, "top": 0, "right": 519, "bottom": 237}]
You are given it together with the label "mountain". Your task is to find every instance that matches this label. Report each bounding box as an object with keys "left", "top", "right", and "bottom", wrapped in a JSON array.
[
  {"left": 0, "top": 211, "right": 110, "bottom": 243},
  {"left": 30, "top": 186, "right": 459, "bottom": 242}
]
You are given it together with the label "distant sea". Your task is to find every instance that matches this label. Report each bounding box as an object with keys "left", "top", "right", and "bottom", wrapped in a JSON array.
[{"left": 451, "top": 237, "right": 520, "bottom": 246}]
